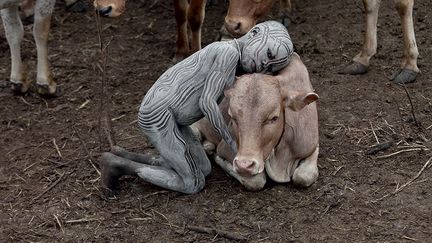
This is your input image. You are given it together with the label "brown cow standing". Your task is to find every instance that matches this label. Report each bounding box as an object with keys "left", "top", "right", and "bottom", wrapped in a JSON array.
[
  {"left": 192, "top": 53, "right": 319, "bottom": 190},
  {"left": 225, "top": 0, "right": 292, "bottom": 37},
  {"left": 94, "top": 0, "right": 206, "bottom": 62},
  {"left": 224, "top": 0, "right": 419, "bottom": 84}
]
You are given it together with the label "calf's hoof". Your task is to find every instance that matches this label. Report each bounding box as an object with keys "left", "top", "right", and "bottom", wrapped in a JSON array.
[
  {"left": 338, "top": 61, "right": 368, "bottom": 75},
  {"left": 203, "top": 141, "right": 216, "bottom": 155},
  {"left": 279, "top": 14, "right": 292, "bottom": 28},
  {"left": 292, "top": 161, "right": 318, "bottom": 188},
  {"left": 390, "top": 69, "right": 418, "bottom": 84},
  {"left": 37, "top": 84, "right": 64, "bottom": 98}
]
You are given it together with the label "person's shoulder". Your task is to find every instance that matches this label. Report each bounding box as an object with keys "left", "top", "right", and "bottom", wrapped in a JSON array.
[{"left": 205, "top": 41, "right": 238, "bottom": 53}]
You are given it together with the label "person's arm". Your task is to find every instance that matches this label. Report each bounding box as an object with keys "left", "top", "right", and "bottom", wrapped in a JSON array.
[{"left": 199, "top": 46, "right": 239, "bottom": 154}]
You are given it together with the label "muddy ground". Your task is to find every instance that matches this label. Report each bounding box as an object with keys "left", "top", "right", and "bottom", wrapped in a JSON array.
[{"left": 0, "top": 0, "right": 431, "bottom": 242}]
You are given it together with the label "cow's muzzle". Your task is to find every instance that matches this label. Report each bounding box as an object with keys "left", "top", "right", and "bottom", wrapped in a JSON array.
[
  {"left": 97, "top": 6, "right": 113, "bottom": 17},
  {"left": 233, "top": 157, "right": 263, "bottom": 177},
  {"left": 233, "top": 149, "right": 275, "bottom": 177}
]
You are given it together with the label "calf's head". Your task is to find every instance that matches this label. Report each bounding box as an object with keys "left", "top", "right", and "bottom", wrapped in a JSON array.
[
  {"left": 225, "top": 74, "right": 318, "bottom": 177},
  {"left": 225, "top": 0, "right": 277, "bottom": 37},
  {"left": 94, "top": 0, "right": 126, "bottom": 17}
]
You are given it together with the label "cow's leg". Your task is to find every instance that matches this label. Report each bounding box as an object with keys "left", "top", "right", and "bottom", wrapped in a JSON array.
[
  {"left": 33, "top": 0, "right": 61, "bottom": 97},
  {"left": 1, "top": 6, "right": 30, "bottom": 93},
  {"left": 189, "top": 123, "right": 217, "bottom": 155},
  {"left": 292, "top": 146, "right": 319, "bottom": 187},
  {"left": 278, "top": 0, "right": 292, "bottom": 28},
  {"left": 188, "top": 0, "right": 205, "bottom": 54},
  {"left": 340, "top": 0, "right": 380, "bottom": 75},
  {"left": 19, "top": 0, "right": 36, "bottom": 24},
  {"left": 173, "top": 0, "right": 189, "bottom": 62},
  {"left": 391, "top": 0, "right": 419, "bottom": 84}
]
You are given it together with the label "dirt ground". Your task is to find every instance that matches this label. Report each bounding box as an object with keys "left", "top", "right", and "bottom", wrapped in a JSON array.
[{"left": 1, "top": 0, "right": 431, "bottom": 242}]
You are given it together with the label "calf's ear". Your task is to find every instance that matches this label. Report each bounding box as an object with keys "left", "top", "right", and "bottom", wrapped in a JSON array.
[{"left": 284, "top": 91, "right": 319, "bottom": 111}]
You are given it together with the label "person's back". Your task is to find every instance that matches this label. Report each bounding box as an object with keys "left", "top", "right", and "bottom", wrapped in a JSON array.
[{"left": 139, "top": 41, "right": 240, "bottom": 128}]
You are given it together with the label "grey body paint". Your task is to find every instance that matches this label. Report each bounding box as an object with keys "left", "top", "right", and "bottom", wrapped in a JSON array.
[{"left": 101, "top": 21, "right": 294, "bottom": 194}]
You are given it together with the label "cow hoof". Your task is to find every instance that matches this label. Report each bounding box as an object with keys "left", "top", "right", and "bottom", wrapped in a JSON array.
[
  {"left": 66, "top": 0, "right": 88, "bottom": 13},
  {"left": 37, "top": 84, "right": 63, "bottom": 98},
  {"left": 292, "top": 161, "right": 318, "bottom": 188},
  {"left": 338, "top": 61, "right": 369, "bottom": 75},
  {"left": 189, "top": 124, "right": 202, "bottom": 142},
  {"left": 390, "top": 69, "right": 418, "bottom": 84},
  {"left": 279, "top": 14, "right": 292, "bottom": 28},
  {"left": 10, "top": 82, "right": 28, "bottom": 94},
  {"left": 203, "top": 141, "right": 216, "bottom": 155}
]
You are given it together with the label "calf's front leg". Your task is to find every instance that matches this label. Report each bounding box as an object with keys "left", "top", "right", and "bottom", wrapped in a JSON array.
[{"left": 292, "top": 146, "right": 319, "bottom": 187}]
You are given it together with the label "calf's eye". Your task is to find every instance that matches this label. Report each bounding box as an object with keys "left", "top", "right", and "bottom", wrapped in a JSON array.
[{"left": 265, "top": 116, "right": 279, "bottom": 125}]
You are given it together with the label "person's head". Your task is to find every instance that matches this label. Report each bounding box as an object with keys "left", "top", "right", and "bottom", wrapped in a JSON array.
[{"left": 240, "top": 21, "right": 293, "bottom": 74}]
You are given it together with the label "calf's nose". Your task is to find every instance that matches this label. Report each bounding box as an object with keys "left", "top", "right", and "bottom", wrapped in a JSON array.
[
  {"left": 234, "top": 158, "right": 258, "bottom": 177},
  {"left": 97, "top": 6, "right": 113, "bottom": 17}
]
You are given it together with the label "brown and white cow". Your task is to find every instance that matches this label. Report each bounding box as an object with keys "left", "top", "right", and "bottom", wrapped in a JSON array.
[
  {"left": 94, "top": 0, "right": 206, "bottom": 62},
  {"left": 225, "top": 0, "right": 292, "bottom": 37},
  {"left": 224, "top": 0, "right": 419, "bottom": 84},
  {"left": 192, "top": 53, "right": 319, "bottom": 190},
  {"left": 1, "top": 0, "right": 59, "bottom": 96}
]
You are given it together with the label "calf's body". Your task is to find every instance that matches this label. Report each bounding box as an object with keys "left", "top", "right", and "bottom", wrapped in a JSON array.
[{"left": 193, "top": 53, "right": 319, "bottom": 190}]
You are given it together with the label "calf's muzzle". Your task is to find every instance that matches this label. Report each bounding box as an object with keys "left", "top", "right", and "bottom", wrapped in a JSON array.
[{"left": 233, "top": 157, "right": 261, "bottom": 177}]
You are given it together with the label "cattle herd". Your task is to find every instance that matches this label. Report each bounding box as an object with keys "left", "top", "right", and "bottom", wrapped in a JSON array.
[{"left": 0, "top": 0, "right": 421, "bottom": 195}]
